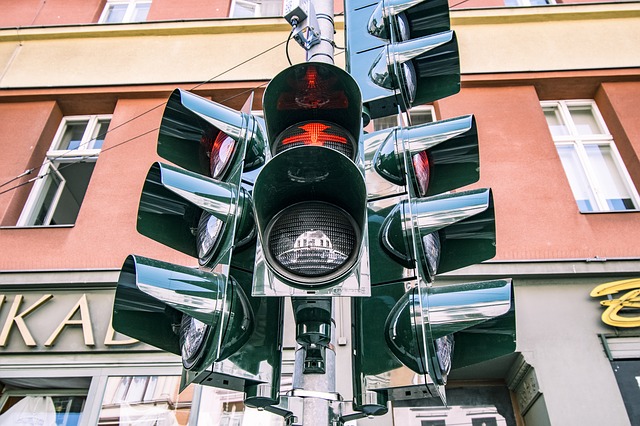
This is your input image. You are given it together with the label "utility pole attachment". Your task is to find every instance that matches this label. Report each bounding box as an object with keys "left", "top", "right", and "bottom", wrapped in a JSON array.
[{"left": 283, "top": 0, "right": 335, "bottom": 63}]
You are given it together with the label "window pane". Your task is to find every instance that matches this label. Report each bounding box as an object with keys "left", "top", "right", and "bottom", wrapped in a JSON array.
[
  {"left": 197, "top": 387, "right": 285, "bottom": 425},
  {"left": 133, "top": 3, "right": 151, "bottom": 21},
  {"left": 372, "top": 116, "right": 398, "bottom": 131},
  {"left": 543, "top": 107, "right": 569, "bottom": 137},
  {"left": 556, "top": 145, "right": 597, "bottom": 212},
  {"left": 104, "top": 4, "right": 128, "bottom": 23},
  {"left": 98, "top": 376, "right": 194, "bottom": 426},
  {"left": 259, "top": 0, "right": 283, "bottom": 16},
  {"left": 0, "top": 395, "right": 86, "bottom": 426},
  {"left": 610, "top": 360, "right": 640, "bottom": 426},
  {"left": 91, "top": 119, "right": 111, "bottom": 149},
  {"left": 585, "top": 145, "right": 636, "bottom": 211},
  {"left": 232, "top": 0, "right": 258, "bottom": 17},
  {"left": 410, "top": 109, "right": 434, "bottom": 126},
  {"left": 32, "top": 167, "right": 63, "bottom": 225},
  {"left": 57, "top": 121, "right": 89, "bottom": 151},
  {"left": 568, "top": 105, "right": 603, "bottom": 136},
  {"left": 50, "top": 161, "right": 96, "bottom": 225}
]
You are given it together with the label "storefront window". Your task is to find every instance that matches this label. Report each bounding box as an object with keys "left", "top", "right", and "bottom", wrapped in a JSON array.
[
  {"left": 0, "top": 394, "right": 86, "bottom": 425},
  {"left": 98, "top": 376, "right": 194, "bottom": 425},
  {"left": 196, "top": 387, "right": 284, "bottom": 425}
]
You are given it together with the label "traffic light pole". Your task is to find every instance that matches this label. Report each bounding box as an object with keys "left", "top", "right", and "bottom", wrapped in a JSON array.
[
  {"left": 306, "top": 0, "right": 335, "bottom": 64},
  {"left": 293, "top": 1, "right": 338, "bottom": 424}
]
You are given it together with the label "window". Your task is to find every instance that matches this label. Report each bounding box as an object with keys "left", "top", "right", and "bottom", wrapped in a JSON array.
[
  {"left": 98, "top": 376, "right": 194, "bottom": 425},
  {"left": 542, "top": 100, "right": 640, "bottom": 213},
  {"left": 230, "top": 0, "right": 282, "bottom": 18},
  {"left": 99, "top": 0, "right": 151, "bottom": 23},
  {"left": 372, "top": 106, "right": 435, "bottom": 131},
  {"left": 17, "top": 115, "right": 111, "bottom": 227},
  {"left": 0, "top": 389, "right": 87, "bottom": 426}
]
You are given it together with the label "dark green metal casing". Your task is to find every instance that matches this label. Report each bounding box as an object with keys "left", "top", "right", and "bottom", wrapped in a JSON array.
[
  {"left": 113, "top": 89, "right": 285, "bottom": 407},
  {"left": 352, "top": 279, "right": 515, "bottom": 411},
  {"left": 251, "top": 62, "right": 371, "bottom": 297},
  {"left": 344, "top": 0, "right": 459, "bottom": 121},
  {"left": 365, "top": 115, "right": 479, "bottom": 201},
  {"left": 350, "top": 4, "right": 516, "bottom": 404},
  {"left": 158, "top": 88, "right": 266, "bottom": 176}
]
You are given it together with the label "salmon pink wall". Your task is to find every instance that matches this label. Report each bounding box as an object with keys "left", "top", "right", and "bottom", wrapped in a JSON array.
[{"left": 437, "top": 85, "right": 640, "bottom": 261}]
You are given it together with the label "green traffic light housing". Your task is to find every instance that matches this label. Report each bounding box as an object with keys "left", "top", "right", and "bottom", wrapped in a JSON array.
[
  {"left": 251, "top": 62, "right": 371, "bottom": 297},
  {"left": 113, "top": 257, "right": 285, "bottom": 408},
  {"left": 112, "top": 89, "right": 284, "bottom": 409},
  {"left": 158, "top": 88, "right": 267, "bottom": 177},
  {"left": 113, "top": 255, "right": 253, "bottom": 369},
  {"left": 352, "top": 278, "right": 515, "bottom": 411},
  {"left": 345, "top": 0, "right": 459, "bottom": 121},
  {"left": 136, "top": 162, "right": 254, "bottom": 268},
  {"left": 365, "top": 114, "right": 479, "bottom": 200}
]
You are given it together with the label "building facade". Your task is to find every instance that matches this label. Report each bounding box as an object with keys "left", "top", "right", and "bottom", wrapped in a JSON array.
[{"left": 1, "top": 0, "right": 639, "bottom": 425}]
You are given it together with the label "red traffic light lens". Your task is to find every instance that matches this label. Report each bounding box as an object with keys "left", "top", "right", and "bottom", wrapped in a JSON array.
[
  {"left": 202, "top": 131, "right": 236, "bottom": 180},
  {"left": 266, "top": 202, "right": 358, "bottom": 280},
  {"left": 412, "top": 150, "right": 431, "bottom": 197},
  {"left": 274, "top": 120, "right": 355, "bottom": 160}
]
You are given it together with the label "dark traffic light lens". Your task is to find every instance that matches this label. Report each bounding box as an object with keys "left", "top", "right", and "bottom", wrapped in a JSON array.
[
  {"left": 422, "top": 231, "right": 441, "bottom": 280},
  {"left": 274, "top": 121, "right": 355, "bottom": 160},
  {"left": 196, "top": 211, "right": 224, "bottom": 266},
  {"left": 180, "top": 314, "right": 209, "bottom": 369},
  {"left": 267, "top": 202, "right": 357, "bottom": 280}
]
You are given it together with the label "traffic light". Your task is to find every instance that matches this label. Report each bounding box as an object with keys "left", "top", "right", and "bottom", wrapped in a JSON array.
[
  {"left": 112, "top": 89, "right": 284, "bottom": 409},
  {"left": 249, "top": 62, "right": 370, "bottom": 376},
  {"left": 350, "top": 115, "right": 516, "bottom": 412},
  {"left": 251, "top": 62, "right": 370, "bottom": 298},
  {"left": 344, "top": 0, "right": 459, "bottom": 122}
]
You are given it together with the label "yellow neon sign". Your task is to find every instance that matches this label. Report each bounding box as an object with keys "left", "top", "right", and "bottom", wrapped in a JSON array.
[{"left": 590, "top": 279, "right": 640, "bottom": 328}]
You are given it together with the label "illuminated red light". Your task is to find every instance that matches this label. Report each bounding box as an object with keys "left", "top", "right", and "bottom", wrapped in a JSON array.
[
  {"left": 412, "top": 151, "right": 431, "bottom": 197},
  {"left": 274, "top": 120, "right": 354, "bottom": 159},
  {"left": 281, "top": 122, "right": 348, "bottom": 147},
  {"left": 305, "top": 66, "right": 318, "bottom": 90}
]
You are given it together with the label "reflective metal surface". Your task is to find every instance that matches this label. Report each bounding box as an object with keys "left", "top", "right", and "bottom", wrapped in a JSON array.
[
  {"left": 352, "top": 279, "right": 515, "bottom": 409},
  {"left": 364, "top": 115, "right": 478, "bottom": 200},
  {"left": 158, "top": 89, "right": 266, "bottom": 177},
  {"left": 345, "top": 0, "right": 459, "bottom": 120}
]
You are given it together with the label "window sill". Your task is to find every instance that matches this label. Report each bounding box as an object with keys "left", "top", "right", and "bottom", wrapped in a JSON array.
[
  {"left": 1, "top": 224, "right": 75, "bottom": 229},
  {"left": 579, "top": 209, "right": 640, "bottom": 214}
]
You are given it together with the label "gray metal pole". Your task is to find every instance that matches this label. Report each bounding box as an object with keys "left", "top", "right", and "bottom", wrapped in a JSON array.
[
  {"left": 290, "top": 3, "right": 338, "bottom": 424},
  {"left": 306, "top": 0, "right": 335, "bottom": 64}
]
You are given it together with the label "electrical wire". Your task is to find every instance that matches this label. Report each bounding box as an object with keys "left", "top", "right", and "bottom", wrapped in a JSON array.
[{"left": 285, "top": 19, "right": 298, "bottom": 67}]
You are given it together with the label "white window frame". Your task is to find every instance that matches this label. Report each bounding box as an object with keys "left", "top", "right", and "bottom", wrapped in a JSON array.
[
  {"left": 371, "top": 105, "right": 436, "bottom": 132},
  {"left": 542, "top": 99, "right": 640, "bottom": 213},
  {"left": 229, "top": 0, "right": 283, "bottom": 18},
  {"left": 98, "top": 0, "right": 151, "bottom": 23},
  {"left": 17, "top": 115, "right": 111, "bottom": 227}
]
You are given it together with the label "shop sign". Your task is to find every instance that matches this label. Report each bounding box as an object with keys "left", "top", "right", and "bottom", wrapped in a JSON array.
[
  {"left": 590, "top": 278, "right": 640, "bottom": 328},
  {"left": 0, "top": 290, "right": 153, "bottom": 353}
]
